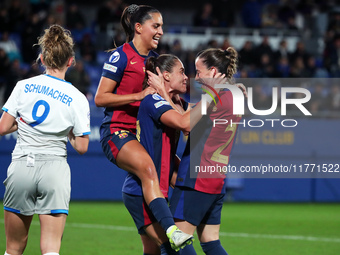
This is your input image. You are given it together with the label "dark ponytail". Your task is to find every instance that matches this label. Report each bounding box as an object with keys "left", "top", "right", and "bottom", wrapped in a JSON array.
[
  {"left": 121, "top": 4, "right": 160, "bottom": 43},
  {"left": 143, "top": 54, "right": 180, "bottom": 89},
  {"left": 197, "top": 47, "right": 238, "bottom": 83}
]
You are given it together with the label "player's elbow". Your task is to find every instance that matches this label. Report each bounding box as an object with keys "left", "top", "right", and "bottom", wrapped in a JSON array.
[
  {"left": 178, "top": 120, "right": 190, "bottom": 133},
  {"left": 94, "top": 93, "right": 103, "bottom": 107},
  {"left": 0, "top": 126, "right": 7, "bottom": 136},
  {"left": 76, "top": 143, "right": 89, "bottom": 155},
  {"left": 74, "top": 136, "right": 89, "bottom": 155},
  {"left": 77, "top": 146, "right": 88, "bottom": 155}
]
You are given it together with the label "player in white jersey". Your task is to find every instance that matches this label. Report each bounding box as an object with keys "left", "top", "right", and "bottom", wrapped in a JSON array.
[{"left": 0, "top": 24, "right": 90, "bottom": 255}]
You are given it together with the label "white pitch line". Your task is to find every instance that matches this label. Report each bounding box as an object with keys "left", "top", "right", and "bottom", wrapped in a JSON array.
[
  {"left": 218, "top": 232, "right": 340, "bottom": 243},
  {"left": 1, "top": 219, "right": 340, "bottom": 243}
]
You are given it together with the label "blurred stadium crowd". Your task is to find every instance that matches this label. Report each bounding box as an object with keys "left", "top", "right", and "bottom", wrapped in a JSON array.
[{"left": 0, "top": 0, "right": 340, "bottom": 117}]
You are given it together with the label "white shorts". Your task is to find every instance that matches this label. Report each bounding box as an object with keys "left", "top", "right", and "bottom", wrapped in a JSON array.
[{"left": 3, "top": 154, "right": 71, "bottom": 216}]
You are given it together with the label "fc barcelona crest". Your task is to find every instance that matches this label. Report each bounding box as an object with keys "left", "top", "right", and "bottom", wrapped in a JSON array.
[{"left": 119, "top": 132, "right": 129, "bottom": 139}]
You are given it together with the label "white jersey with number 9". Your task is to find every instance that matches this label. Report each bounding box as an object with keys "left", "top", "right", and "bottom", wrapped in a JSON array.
[{"left": 2, "top": 74, "right": 91, "bottom": 158}]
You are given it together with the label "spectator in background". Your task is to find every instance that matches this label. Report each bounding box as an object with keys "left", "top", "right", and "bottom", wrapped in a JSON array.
[
  {"left": 241, "top": 0, "right": 262, "bottom": 28},
  {"left": 277, "top": 0, "right": 297, "bottom": 29},
  {"left": 184, "top": 50, "right": 196, "bottom": 80},
  {"left": 255, "top": 36, "right": 274, "bottom": 66},
  {"left": 7, "top": 0, "right": 27, "bottom": 33},
  {"left": 4, "top": 58, "right": 25, "bottom": 102},
  {"left": 30, "top": 0, "right": 50, "bottom": 21},
  {"left": 206, "top": 39, "right": 219, "bottom": 48},
  {"left": 327, "top": 10, "right": 340, "bottom": 36},
  {"left": 0, "top": 48, "right": 10, "bottom": 81},
  {"left": 274, "top": 39, "right": 290, "bottom": 63},
  {"left": 0, "top": 6, "right": 10, "bottom": 33},
  {"left": 95, "top": 0, "right": 125, "bottom": 50},
  {"left": 324, "top": 34, "right": 340, "bottom": 77},
  {"left": 170, "top": 39, "right": 186, "bottom": 62},
  {"left": 78, "top": 33, "right": 96, "bottom": 64},
  {"left": 0, "top": 31, "right": 21, "bottom": 62},
  {"left": 304, "top": 56, "right": 317, "bottom": 77},
  {"left": 289, "top": 56, "right": 307, "bottom": 77},
  {"left": 65, "top": 3, "right": 88, "bottom": 44},
  {"left": 257, "top": 53, "right": 279, "bottom": 77},
  {"left": 66, "top": 60, "right": 91, "bottom": 97},
  {"left": 220, "top": 38, "right": 231, "bottom": 51},
  {"left": 214, "top": 0, "right": 237, "bottom": 27},
  {"left": 193, "top": 2, "right": 218, "bottom": 27},
  {"left": 239, "top": 40, "right": 256, "bottom": 69},
  {"left": 25, "top": 60, "right": 42, "bottom": 79},
  {"left": 0, "top": 48, "right": 10, "bottom": 105},
  {"left": 21, "top": 13, "right": 43, "bottom": 64},
  {"left": 276, "top": 56, "right": 290, "bottom": 77},
  {"left": 262, "top": 3, "right": 281, "bottom": 29},
  {"left": 66, "top": 2, "right": 86, "bottom": 31},
  {"left": 290, "top": 41, "right": 310, "bottom": 65},
  {"left": 42, "top": 14, "right": 60, "bottom": 30}
]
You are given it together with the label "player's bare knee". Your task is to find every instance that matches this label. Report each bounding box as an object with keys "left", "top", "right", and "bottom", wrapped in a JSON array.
[{"left": 140, "top": 164, "right": 158, "bottom": 181}]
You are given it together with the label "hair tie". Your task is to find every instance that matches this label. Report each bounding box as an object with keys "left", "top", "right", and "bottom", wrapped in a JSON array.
[
  {"left": 224, "top": 49, "right": 231, "bottom": 57},
  {"left": 127, "top": 4, "right": 139, "bottom": 15}
]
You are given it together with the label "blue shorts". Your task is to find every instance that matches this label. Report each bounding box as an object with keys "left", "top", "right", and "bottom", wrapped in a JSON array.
[
  {"left": 100, "top": 129, "right": 137, "bottom": 165},
  {"left": 169, "top": 186, "right": 224, "bottom": 226},
  {"left": 122, "top": 192, "right": 156, "bottom": 235}
]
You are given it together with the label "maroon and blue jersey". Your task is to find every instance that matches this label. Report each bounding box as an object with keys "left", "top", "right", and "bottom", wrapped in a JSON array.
[
  {"left": 175, "top": 90, "right": 242, "bottom": 194},
  {"left": 122, "top": 94, "right": 187, "bottom": 197},
  {"left": 99, "top": 42, "right": 158, "bottom": 140}
]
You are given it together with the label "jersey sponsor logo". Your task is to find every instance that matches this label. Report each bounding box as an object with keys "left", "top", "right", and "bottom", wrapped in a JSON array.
[
  {"left": 109, "top": 51, "right": 120, "bottom": 63},
  {"left": 154, "top": 100, "right": 170, "bottom": 108},
  {"left": 152, "top": 94, "right": 164, "bottom": 101},
  {"left": 103, "top": 63, "right": 117, "bottom": 73},
  {"left": 130, "top": 60, "right": 137, "bottom": 65}
]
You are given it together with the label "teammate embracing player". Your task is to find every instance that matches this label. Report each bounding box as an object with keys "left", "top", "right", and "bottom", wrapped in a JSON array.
[{"left": 169, "top": 47, "right": 242, "bottom": 255}]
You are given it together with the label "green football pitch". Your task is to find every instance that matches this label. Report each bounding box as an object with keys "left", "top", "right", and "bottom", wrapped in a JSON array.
[{"left": 0, "top": 202, "right": 339, "bottom": 254}]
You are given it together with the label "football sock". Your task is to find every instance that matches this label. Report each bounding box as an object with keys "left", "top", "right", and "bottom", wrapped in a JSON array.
[
  {"left": 160, "top": 241, "right": 179, "bottom": 255},
  {"left": 179, "top": 243, "right": 197, "bottom": 254},
  {"left": 148, "top": 198, "right": 175, "bottom": 231},
  {"left": 43, "top": 253, "right": 59, "bottom": 255},
  {"left": 200, "top": 240, "right": 228, "bottom": 255}
]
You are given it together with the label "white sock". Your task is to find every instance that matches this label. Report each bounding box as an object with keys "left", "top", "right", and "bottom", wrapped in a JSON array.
[{"left": 43, "top": 253, "right": 59, "bottom": 255}]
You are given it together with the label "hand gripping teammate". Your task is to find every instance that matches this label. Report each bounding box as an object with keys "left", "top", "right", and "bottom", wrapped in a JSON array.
[
  {"left": 94, "top": 5, "right": 193, "bottom": 250},
  {"left": 0, "top": 24, "right": 90, "bottom": 255},
  {"left": 169, "top": 47, "right": 242, "bottom": 255}
]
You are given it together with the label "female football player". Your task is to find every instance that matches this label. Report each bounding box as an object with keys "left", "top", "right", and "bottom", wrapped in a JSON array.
[
  {"left": 0, "top": 24, "right": 90, "bottom": 255},
  {"left": 169, "top": 47, "right": 242, "bottom": 255},
  {"left": 94, "top": 4, "right": 192, "bottom": 250}
]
